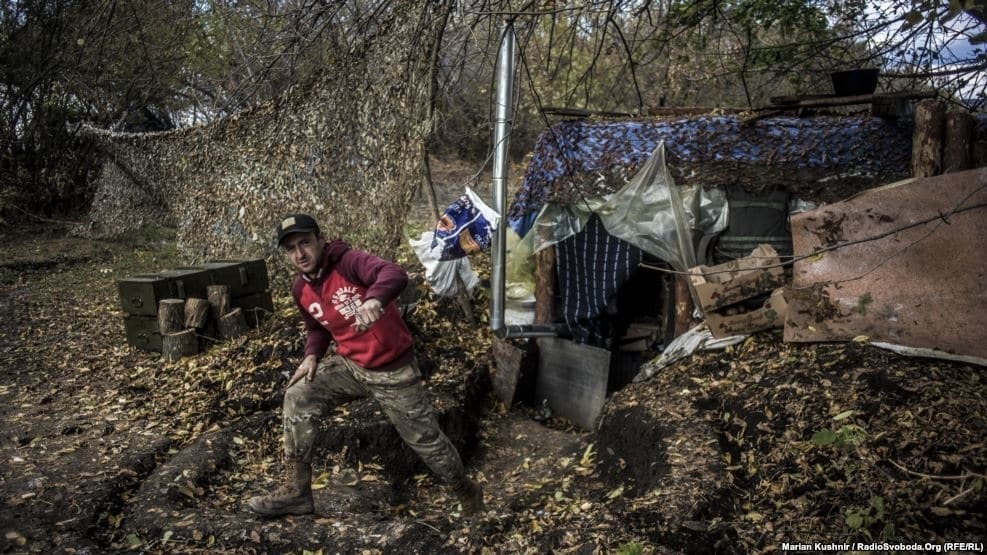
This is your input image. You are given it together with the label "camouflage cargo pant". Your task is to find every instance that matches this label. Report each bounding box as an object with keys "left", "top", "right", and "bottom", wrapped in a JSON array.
[{"left": 282, "top": 355, "right": 466, "bottom": 484}]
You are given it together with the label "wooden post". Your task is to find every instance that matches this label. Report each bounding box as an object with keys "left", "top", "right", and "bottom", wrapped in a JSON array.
[
  {"left": 162, "top": 329, "right": 198, "bottom": 362},
  {"left": 491, "top": 338, "right": 524, "bottom": 408},
  {"left": 912, "top": 99, "right": 945, "bottom": 177},
  {"left": 207, "top": 285, "right": 230, "bottom": 322},
  {"left": 184, "top": 298, "right": 211, "bottom": 329},
  {"left": 674, "top": 275, "right": 694, "bottom": 338},
  {"left": 534, "top": 247, "right": 556, "bottom": 324},
  {"left": 158, "top": 299, "right": 185, "bottom": 335},
  {"left": 943, "top": 111, "right": 973, "bottom": 173},
  {"left": 218, "top": 308, "right": 248, "bottom": 339}
]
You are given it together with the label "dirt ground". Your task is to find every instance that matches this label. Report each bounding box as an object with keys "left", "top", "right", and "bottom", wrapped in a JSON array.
[{"left": 1, "top": 158, "right": 985, "bottom": 554}]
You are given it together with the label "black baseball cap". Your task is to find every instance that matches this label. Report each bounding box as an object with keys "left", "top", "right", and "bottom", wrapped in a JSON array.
[{"left": 275, "top": 214, "right": 321, "bottom": 246}]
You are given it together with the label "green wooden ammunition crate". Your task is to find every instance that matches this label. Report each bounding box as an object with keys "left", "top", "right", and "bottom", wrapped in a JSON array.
[
  {"left": 233, "top": 291, "right": 275, "bottom": 327},
  {"left": 123, "top": 315, "right": 162, "bottom": 352},
  {"left": 118, "top": 260, "right": 269, "bottom": 316},
  {"left": 117, "top": 267, "right": 211, "bottom": 316},
  {"left": 202, "top": 259, "right": 270, "bottom": 298}
]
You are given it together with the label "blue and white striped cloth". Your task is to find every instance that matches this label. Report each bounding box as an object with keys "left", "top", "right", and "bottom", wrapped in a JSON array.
[{"left": 556, "top": 215, "right": 641, "bottom": 346}]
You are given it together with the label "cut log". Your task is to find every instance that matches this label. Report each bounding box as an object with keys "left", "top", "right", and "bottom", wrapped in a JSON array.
[
  {"left": 218, "top": 308, "right": 248, "bottom": 339},
  {"left": 207, "top": 285, "right": 230, "bottom": 322},
  {"left": 534, "top": 247, "right": 556, "bottom": 324},
  {"left": 943, "top": 111, "right": 973, "bottom": 173},
  {"left": 162, "top": 329, "right": 198, "bottom": 362},
  {"left": 912, "top": 99, "right": 945, "bottom": 177},
  {"left": 184, "top": 297, "right": 210, "bottom": 329},
  {"left": 158, "top": 299, "right": 185, "bottom": 335}
]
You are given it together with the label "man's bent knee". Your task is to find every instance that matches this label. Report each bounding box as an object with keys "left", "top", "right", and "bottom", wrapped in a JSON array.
[
  {"left": 282, "top": 382, "right": 304, "bottom": 416},
  {"left": 283, "top": 380, "right": 322, "bottom": 420}
]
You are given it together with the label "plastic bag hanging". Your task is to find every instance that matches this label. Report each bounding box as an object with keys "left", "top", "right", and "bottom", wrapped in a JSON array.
[
  {"left": 431, "top": 188, "right": 500, "bottom": 261},
  {"left": 409, "top": 231, "right": 480, "bottom": 297}
]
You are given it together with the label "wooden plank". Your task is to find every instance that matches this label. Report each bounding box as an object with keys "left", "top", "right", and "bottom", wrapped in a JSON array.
[
  {"left": 761, "top": 90, "right": 936, "bottom": 111},
  {"left": 490, "top": 338, "right": 524, "bottom": 407},
  {"left": 534, "top": 247, "right": 556, "bottom": 324},
  {"left": 768, "top": 93, "right": 834, "bottom": 105},
  {"left": 541, "top": 107, "right": 633, "bottom": 118},
  {"left": 674, "top": 275, "right": 694, "bottom": 339}
]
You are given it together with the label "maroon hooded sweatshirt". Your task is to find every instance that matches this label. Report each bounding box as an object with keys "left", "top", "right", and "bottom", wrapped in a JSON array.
[{"left": 292, "top": 240, "right": 414, "bottom": 370}]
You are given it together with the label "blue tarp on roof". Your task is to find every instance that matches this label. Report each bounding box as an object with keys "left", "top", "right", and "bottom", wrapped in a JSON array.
[{"left": 508, "top": 115, "right": 913, "bottom": 236}]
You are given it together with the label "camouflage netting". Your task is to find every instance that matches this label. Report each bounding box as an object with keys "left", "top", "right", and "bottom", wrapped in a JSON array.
[
  {"left": 507, "top": 115, "right": 916, "bottom": 235},
  {"left": 76, "top": 2, "right": 445, "bottom": 282}
]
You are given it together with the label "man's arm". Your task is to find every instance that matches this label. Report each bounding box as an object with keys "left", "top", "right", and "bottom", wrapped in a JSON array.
[
  {"left": 288, "top": 280, "right": 332, "bottom": 387},
  {"left": 337, "top": 249, "right": 409, "bottom": 305},
  {"left": 299, "top": 304, "right": 332, "bottom": 359}
]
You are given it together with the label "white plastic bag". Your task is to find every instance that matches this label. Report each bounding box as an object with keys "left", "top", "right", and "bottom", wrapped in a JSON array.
[{"left": 409, "top": 231, "right": 480, "bottom": 297}]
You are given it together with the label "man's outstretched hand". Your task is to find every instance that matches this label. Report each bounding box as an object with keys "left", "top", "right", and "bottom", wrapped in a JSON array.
[
  {"left": 288, "top": 354, "right": 318, "bottom": 388},
  {"left": 352, "top": 298, "right": 385, "bottom": 333}
]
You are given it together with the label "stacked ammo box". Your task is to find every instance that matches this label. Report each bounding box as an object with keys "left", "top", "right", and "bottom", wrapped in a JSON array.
[{"left": 118, "top": 260, "right": 273, "bottom": 352}]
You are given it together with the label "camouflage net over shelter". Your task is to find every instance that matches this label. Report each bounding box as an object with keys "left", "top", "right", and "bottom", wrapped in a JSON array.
[{"left": 77, "top": 2, "right": 446, "bottom": 279}]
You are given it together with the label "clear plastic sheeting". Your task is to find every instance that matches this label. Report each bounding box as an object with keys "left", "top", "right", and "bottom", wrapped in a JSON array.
[
  {"left": 505, "top": 228, "right": 536, "bottom": 300},
  {"left": 408, "top": 231, "right": 480, "bottom": 298},
  {"left": 530, "top": 142, "right": 728, "bottom": 271},
  {"left": 531, "top": 203, "right": 588, "bottom": 254},
  {"left": 789, "top": 198, "right": 819, "bottom": 215}
]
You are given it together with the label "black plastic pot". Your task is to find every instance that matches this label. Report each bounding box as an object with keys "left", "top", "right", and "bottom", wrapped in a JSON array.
[{"left": 831, "top": 68, "right": 879, "bottom": 96}]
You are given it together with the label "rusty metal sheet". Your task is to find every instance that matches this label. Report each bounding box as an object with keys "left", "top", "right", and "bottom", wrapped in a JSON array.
[{"left": 785, "top": 168, "right": 987, "bottom": 360}]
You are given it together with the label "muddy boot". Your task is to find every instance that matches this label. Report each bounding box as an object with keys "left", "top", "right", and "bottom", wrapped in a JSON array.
[
  {"left": 451, "top": 477, "right": 484, "bottom": 516},
  {"left": 246, "top": 460, "right": 314, "bottom": 517}
]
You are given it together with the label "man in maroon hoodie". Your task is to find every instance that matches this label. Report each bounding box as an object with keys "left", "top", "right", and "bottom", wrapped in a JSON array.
[{"left": 247, "top": 214, "right": 483, "bottom": 517}]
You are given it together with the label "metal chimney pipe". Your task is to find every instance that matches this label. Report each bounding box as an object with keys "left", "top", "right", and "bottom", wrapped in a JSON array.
[{"left": 489, "top": 21, "right": 514, "bottom": 333}]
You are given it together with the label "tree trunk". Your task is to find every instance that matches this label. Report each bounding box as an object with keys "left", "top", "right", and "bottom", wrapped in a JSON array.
[
  {"left": 158, "top": 299, "right": 185, "bottom": 335},
  {"left": 912, "top": 99, "right": 945, "bottom": 177},
  {"left": 420, "top": 3, "right": 476, "bottom": 327},
  {"left": 162, "top": 329, "right": 198, "bottom": 362},
  {"left": 207, "top": 285, "right": 230, "bottom": 322},
  {"left": 534, "top": 247, "right": 556, "bottom": 324},
  {"left": 218, "top": 308, "right": 248, "bottom": 339},
  {"left": 943, "top": 111, "right": 973, "bottom": 173},
  {"left": 184, "top": 297, "right": 210, "bottom": 329}
]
